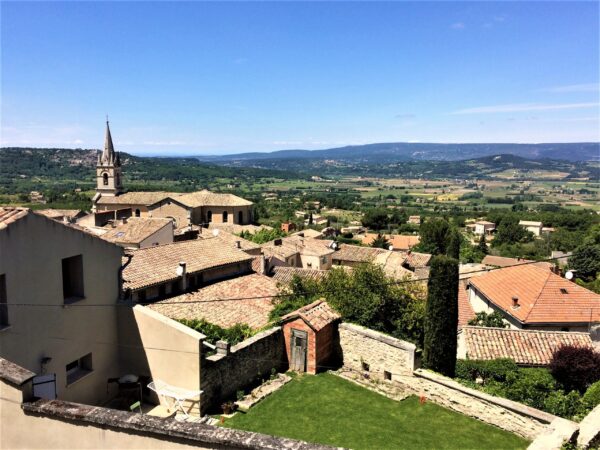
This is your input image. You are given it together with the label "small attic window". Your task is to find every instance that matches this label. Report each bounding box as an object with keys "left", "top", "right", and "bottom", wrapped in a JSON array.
[{"left": 560, "top": 288, "right": 569, "bottom": 295}]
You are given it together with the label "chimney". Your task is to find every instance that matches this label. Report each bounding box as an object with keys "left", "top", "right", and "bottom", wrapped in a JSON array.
[
  {"left": 274, "top": 238, "right": 282, "bottom": 246},
  {"left": 122, "top": 217, "right": 128, "bottom": 224},
  {"left": 178, "top": 262, "right": 187, "bottom": 291},
  {"left": 235, "top": 240, "right": 241, "bottom": 249},
  {"left": 512, "top": 296, "right": 520, "bottom": 309}
]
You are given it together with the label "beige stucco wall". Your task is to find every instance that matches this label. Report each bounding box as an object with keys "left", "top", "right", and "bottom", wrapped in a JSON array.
[
  {"left": 118, "top": 306, "right": 204, "bottom": 416},
  {"left": 201, "top": 206, "right": 252, "bottom": 225},
  {"left": 0, "top": 213, "right": 123, "bottom": 406},
  {"left": 299, "top": 253, "right": 332, "bottom": 270},
  {"left": 138, "top": 222, "right": 174, "bottom": 249}
]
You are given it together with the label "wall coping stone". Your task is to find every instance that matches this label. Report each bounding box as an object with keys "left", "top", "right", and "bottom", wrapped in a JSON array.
[
  {"left": 414, "top": 369, "right": 558, "bottom": 424},
  {"left": 0, "top": 357, "right": 35, "bottom": 386},
  {"left": 527, "top": 417, "right": 579, "bottom": 450},
  {"left": 577, "top": 403, "right": 600, "bottom": 448},
  {"left": 339, "top": 323, "right": 416, "bottom": 352},
  {"left": 230, "top": 326, "right": 282, "bottom": 353},
  {"left": 22, "top": 399, "right": 339, "bottom": 450}
]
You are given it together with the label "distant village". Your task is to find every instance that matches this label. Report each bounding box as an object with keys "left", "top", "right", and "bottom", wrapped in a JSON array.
[{"left": 1, "top": 123, "right": 599, "bottom": 450}]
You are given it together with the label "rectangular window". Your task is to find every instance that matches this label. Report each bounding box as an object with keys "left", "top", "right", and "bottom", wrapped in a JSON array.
[
  {"left": 362, "top": 361, "right": 370, "bottom": 372},
  {"left": 0, "top": 274, "right": 8, "bottom": 328},
  {"left": 62, "top": 255, "right": 84, "bottom": 303},
  {"left": 66, "top": 353, "right": 93, "bottom": 385},
  {"left": 384, "top": 370, "right": 392, "bottom": 381}
]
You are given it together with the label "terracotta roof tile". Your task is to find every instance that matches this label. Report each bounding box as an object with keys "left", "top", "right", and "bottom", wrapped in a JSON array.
[
  {"left": 100, "top": 217, "right": 173, "bottom": 246},
  {"left": 458, "top": 280, "right": 476, "bottom": 329},
  {"left": 0, "top": 207, "right": 29, "bottom": 230},
  {"left": 272, "top": 267, "right": 329, "bottom": 285},
  {"left": 96, "top": 190, "right": 252, "bottom": 207},
  {"left": 462, "top": 326, "right": 593, "bottom": 366},
  {"left": 123, "top": 238, "right": 253, "bottom": 291},
  {"left": 468, "top": 264, "right": 600, "bottom": 325},
  {"left": 332, "top": 244, "right": 387, "bottom": 263},
  {"left": 281, "top": 299, "right": 340, "bottom": 331},
  {"left": 148, "top": 274, "right": 279, "bottom": 329},
  {"left": 361, "top": 233, "right": 420, "bottom": 250},
  {"left": 481, "top": 255, "right": 553, "bottom": 269}
]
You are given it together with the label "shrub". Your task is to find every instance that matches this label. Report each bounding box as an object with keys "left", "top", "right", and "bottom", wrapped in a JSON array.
[
  {"left": 549, "top": 345, "right": 600, "bottom": 393},
  {"left": 455, "top": 359, "right": 517, "bottom": 384},
  {"left": 543, "top": 390, "right": 583, "bottom": 418},
  {"left": 179, "top": 318, "right": 254, "bottom": 346},
  {"left": 582, "top": 380, "right": 600, "bottom": 410},
  {"left": 467, "top": 311, "right": 508, "bottom": 328},
  {"left": 505, "top": 368, "right": 557, "bottom": 410}
]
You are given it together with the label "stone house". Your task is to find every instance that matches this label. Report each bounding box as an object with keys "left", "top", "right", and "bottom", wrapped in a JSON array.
[
  {"left": 473, "top": 221, "right": 495, "bottom": 235},
  {"left": 281, "top": 300, "right": 340, "bottom": 374},
  {"left": 280, "top": 222, "right": 296, "bottom": 233},
  {"left": 122, "top": 238, "right": 254, "bottom": 303},
  {"left": 261, "top": 236, "right": 335, "bottom": 271},
  {"left": 98, "top": 217, "right": 174, "bottom": 249},
  {"left": 519, "top": 220, "right": 544, "bottom": 237},
  {"left": 466, "top": 264, "right": 600, "bottom": 332}
]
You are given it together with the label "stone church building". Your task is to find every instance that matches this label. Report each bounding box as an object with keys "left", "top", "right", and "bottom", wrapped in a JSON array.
[{"left": 92, "top": 122, "right": 253, "bottom": 228}]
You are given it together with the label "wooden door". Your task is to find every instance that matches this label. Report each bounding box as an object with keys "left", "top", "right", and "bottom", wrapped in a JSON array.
[{"left": 290, "top": 329, "right": 308, "bottom": 372}]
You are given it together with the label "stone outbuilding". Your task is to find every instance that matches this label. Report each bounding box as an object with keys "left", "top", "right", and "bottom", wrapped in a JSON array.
[{"left": 281, "top": 300, "right": 341, "bottom": 374}]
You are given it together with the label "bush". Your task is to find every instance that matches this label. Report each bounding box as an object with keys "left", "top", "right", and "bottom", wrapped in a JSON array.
[
  {"left": 455, "top": 359, "right": 518, "bottom": 384},
  {"left": 505, "top": 368, "right": 557, "bottom": 410},
  {"left": 179, "top": 319, "right": 254, "bottom": 346},
  {"left": 549, "top": 345, "right": 600, "bottom": 393},
  {"left": 582, "top": 380, "right": 600, "bottom": 410},
  {"left": 543, "top": 390, "right": 583, "bottom": 418},
  {"left": 467, "top": 311, "right": 507, "bottom": 328}
]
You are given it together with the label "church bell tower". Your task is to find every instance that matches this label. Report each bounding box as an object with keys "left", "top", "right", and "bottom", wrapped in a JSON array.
[{"left": 96, "top": 120, "right": 123, "bottom": 197}]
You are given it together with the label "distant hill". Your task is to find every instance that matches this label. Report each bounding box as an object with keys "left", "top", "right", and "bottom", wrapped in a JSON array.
[{"left": 198, "top": 142, "right": 599, "bottom": 164}]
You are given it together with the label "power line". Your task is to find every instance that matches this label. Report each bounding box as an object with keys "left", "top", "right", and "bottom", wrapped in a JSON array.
[{"left": 3, "top": 255, "right": 569, "bottom": 308}]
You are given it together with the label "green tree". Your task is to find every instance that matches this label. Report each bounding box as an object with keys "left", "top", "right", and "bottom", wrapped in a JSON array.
[
  {"left": 362, "top": 208, "right": 390, "bottom": 231},
  {"left": 417, "top": 218, "right": 451, "bottom": 255},
  {"left": 468, "top": 311, "right": 507, "bottom": 328},
  {"left": 477, "top": 233, "right": 489, "bottom": 255},
  {"left": 371, "top": 233, "right": 390, "bottom": 249},
  {"left": 569, "top": 245, "right": 600, "bottom": 280},
  {"left": 423, "top": 255, "right": 459, "bottom": 377},
  {"left": 446, "top": 229, "right": 462, "bottom": 259},
  {"left": 493, "top": 217, "right": 531, "bottom": 246}
]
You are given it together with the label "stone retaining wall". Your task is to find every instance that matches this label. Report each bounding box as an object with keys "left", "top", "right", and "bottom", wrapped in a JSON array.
[
  {"left": 200, "top": 327, "right": 287, "bottom": 414},
  {"left": 338, "top": 323, "right": 416, "bottom": 381}
]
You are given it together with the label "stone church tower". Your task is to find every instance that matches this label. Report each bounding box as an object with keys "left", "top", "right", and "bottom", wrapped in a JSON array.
[{"left": 96, "top": 120, "right": 123, "bottom": 197}]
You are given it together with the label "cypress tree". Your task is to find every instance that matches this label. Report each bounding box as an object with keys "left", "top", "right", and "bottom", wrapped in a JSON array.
[
  {"left": 423, "top": 255, "right": 459, "bottom": 377},
  {"left": 446, "top": 229, "right": 461, "bottom": 260},
  {"left": 477, "top": 233, "right": 489, "bottom": 255}
]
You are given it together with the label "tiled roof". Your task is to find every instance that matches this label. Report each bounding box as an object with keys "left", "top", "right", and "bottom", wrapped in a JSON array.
[
  {"left": 262, "top": 236, "right": 334, "bottom": 260},
  {"left": 375, "top": 251, "right": 415, "bottom": 280},
  {"left": 123, "top": 238, "right": 253, "bottom": 291},
  {"left": 481, "top": 255, "right": 553, "bottom": 269},
  {"left": 208, "top": 223, "right": 272, "bottom": 235},
  {"left": 361, "top": 233, "right": 420, "bottom": 250},
  {"left": 272, "top": 267, "right": 329, "bottom": 285},
  {"left": 332, "top": 244, "right": 387, "bottom": 263},
  {"left": 475, "top": 221, "right": 495, "bottom": 226},
  {"left": 291, "top": 229, "right": 324, "bottom": 239},
  {"left": 404, "top": 251, "right": 432, "bottom": 268},
  {"left": 96, "top": 190, "right": 253, "bottom": 207},
  {"left": 200, "top": 229, "right": 260, "bottom": 252},
  {"left": 148, "top": 274, "right": 279, "bottom": 329},
  {"left": 281, "top": 299, "right": 341, "bottom": 331},
  {"left": 519, "top": 220, "right": 543, "bottom": 227},
  {"left": 462, "top": 326, "right": 593, "bottom": 366},
  {"left": 36, "top": 209, "right": 85, "bottom": 220},
  {"left": 458, "top": 280, "right": 476, "bottom": 329},
  {"left": 100, "top": 218, "right": 173, "bottom": 246},
  {"left": 468, "top": 264, "right": 600, "bottom": 325},
  {"left": 0, "top": 207, "right": 29, "bottom": 230}
]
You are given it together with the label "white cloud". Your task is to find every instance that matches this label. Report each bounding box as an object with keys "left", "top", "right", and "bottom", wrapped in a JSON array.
[
  {"left": 451, "top": 102, "right": 599, "bottom": 115},
  {"left": 539, "top": 83, "right": 600, "bottom": 93}
]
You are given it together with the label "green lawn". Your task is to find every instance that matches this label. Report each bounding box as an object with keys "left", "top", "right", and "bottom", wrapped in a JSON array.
[{"left": 223, "top": 373, "right": 529, "bottom": 450}]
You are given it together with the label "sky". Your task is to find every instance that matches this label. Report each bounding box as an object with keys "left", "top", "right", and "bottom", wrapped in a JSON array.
[{"left": 1, "top": 1, "right": 599, "bottom": 155}]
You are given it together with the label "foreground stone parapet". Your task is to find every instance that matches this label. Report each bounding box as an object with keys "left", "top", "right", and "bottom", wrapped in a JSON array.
[
  {"left": 578, "top": 404, "right": 600, "bottom": 449},
  {"left": 22, "top": 399, "right": 339, "bottom": 450},
  {"left": 527, "top": 417, "right": 579, "bottom": 450}
]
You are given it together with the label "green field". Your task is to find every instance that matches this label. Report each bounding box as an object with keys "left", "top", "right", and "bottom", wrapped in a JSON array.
[{"left": 223, "top": 373, "right": 529, "bottom": 450}]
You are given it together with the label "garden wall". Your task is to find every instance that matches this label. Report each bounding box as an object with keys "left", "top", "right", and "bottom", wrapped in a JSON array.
[
  {"left": 200, "top": 327, "right": 287, "bottom": 414},
  {"left": 338, "top": 322, "right": 416, "bottom": 380}
]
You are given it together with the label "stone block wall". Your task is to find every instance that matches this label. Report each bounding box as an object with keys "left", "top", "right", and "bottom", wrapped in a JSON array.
[
  {"left": 338, "top": 322, "right": 416, "bottom": 381},
  {"left": 200, "top": 327, "right": 287, "bottom": 414}
]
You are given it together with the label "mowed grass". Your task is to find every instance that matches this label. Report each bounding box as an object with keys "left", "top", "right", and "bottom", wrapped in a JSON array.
[{"left": 223, "top": 373, "right": 529, "bottom": 450}]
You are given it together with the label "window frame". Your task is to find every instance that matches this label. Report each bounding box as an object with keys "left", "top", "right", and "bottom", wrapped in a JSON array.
[
  {"left": 66, "top": 353, "right": 93, "bottom": 386},
  {"left": 62, "top": 255, "right": 85, "bottom": 304}
]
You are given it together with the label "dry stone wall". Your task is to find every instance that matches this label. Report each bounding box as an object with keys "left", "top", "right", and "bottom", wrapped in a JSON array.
[{"left": 200, "top": 327, "right": 287, "bottom": 414}]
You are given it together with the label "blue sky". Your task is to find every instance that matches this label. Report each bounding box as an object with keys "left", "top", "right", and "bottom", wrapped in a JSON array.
[{"left": 1, "top": 1, "right": 599, "bottom": 155}]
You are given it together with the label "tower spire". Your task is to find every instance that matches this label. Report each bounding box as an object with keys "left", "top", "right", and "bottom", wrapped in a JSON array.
[{"left": 101, "top": 119, "right": 115, "bottom": 164}]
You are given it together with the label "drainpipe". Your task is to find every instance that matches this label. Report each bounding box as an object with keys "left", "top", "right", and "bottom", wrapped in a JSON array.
[{"left": 119, "top": 253, "right": 133, "bottom": 302}]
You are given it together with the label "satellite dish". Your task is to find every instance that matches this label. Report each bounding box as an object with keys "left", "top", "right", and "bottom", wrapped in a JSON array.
[
  {"left": 565, "top": 271, "right": 574, "bottom": 280},
  {"left": 212, "top": 229, "right": 220, "bottom": 237},
  {"left": 388, "top": 245, "right": 394, "bottom": 251}
]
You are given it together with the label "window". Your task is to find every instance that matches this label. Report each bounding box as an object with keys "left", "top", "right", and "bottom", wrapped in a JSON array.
[
  {"left": 102, "top": 173, "right": 109, "bottom": 186},
  {"left": 66, "top": 353, "right": 93, "bottom": 386},
  {"left": 223, "top": 211, "right": 228, "bottom": 223},
  {"left": 362, "top": 361, "right": 370, "bottom": 372},
  {"left": 207, "top": 211, "right": 212, "bottom": 222},
  {"left": 560, "top": 288, "right": 569, "bottom": 295},
  {"left": 0, "top": 274, "right": 8, "bottom": 328},
  {"left": 62, "top": 255, "right": 84, "bottom": 303},
  {"left": 384, "top": 370, "right": 392, "bottom": 381},
  {"left": 238, "top": 211, "right": 243, "bottom": 224},
  {"left": 135, "top": 209, "right": 141, "bottom": 217}
]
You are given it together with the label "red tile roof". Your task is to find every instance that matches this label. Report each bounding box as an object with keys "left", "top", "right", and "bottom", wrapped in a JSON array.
[
  {"left": 462, "top": 326, "right": 594, "bottom": 366},
  {"left": 148, "top": 273, "right": 279, "bottom": 329},
  {"left": 281, "top": 299, "right": 341, "bottom": 331},
  {"left": 481, "top": 255, "right": 553, "bottom": 270},
  {"left": 0, "top": 207, "right": 29, "bottom": 230},
  {"left": 468, "top": 264, "right": 600, "bottom": 325},
  {"left": 361, "top": 233, "right": 420, "bottom": 251},
  {"left": 271, "top": 267, "right": 329, "bottom": 285},
  {"left": 458, "top": 280, "right": 476, "bottom": 329}
]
